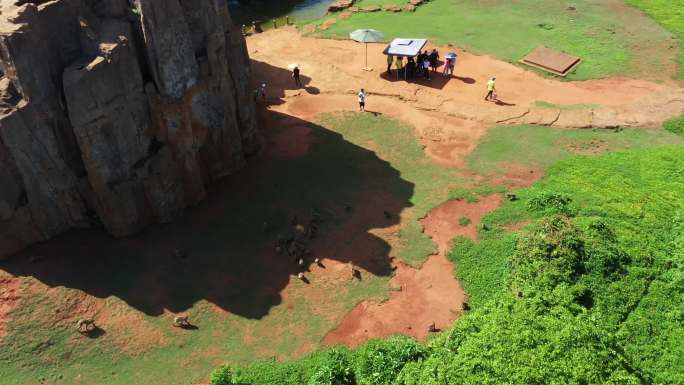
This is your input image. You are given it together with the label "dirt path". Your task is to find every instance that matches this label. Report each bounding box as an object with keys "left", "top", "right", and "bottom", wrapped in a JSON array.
[
  {"left": 324, "top": 195, "right": 502, "bottom": 346},
  {"left": 0, "top": 274, "right": 20, "bottom": 339},
  {"left": 249, "top": 27, "right": 684, "bottom": 130}
]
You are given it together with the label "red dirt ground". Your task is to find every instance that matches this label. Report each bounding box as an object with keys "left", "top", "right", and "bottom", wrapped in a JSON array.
[
  {"left": 0, "top": 274, "right": 20, "bottom": 339},
  {"left": 249, "top": 27, "right": 684, "bottom": 130},
  {"left": 324, "top": 195, "right": 502, "bottom": 347}
]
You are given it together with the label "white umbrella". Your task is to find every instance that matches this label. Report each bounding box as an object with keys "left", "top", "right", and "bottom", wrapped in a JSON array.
[{"left": 349, "top": 29, "right": 384, "bottom": 71}]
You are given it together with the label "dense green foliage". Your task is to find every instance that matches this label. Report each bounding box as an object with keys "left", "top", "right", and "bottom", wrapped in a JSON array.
[{"left": 210, "top": 147, "right": 684, "bottom": 385}]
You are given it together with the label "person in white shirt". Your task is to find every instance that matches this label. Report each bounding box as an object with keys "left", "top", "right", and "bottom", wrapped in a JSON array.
[{"left": 358, "top": 89, "right": 367, "bottom": 112}]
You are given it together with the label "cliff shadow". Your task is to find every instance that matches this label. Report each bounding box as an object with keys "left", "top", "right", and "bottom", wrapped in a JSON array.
[
  {"left": 1, "top": 110, "right": 414, "bottom": 320},
  {"left": 250, "top": 59, "right": 314, "bottom": 103}
]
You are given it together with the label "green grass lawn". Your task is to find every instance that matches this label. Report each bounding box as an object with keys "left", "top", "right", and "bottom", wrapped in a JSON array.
[
  {"left": 309, "top": 0, "right": 679, "bottom": 81},
  {"left": 318, "top": 112, "right": 466, "bottom": 266},
  {"left": 467, "top": 125, "right": 684, "bottom": 176},
  {"left": 625, "top": 0, "right": 684, "bottom": 78}
]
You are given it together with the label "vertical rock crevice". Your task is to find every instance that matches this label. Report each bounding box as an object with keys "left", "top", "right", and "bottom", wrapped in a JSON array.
[{"left": 0, "top": 0, "right": 258, "bottom": 258}]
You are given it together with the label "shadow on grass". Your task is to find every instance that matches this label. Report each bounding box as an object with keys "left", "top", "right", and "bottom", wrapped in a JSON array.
[{"left": 2, "top": 99, "right": 414, "bottom": 321}]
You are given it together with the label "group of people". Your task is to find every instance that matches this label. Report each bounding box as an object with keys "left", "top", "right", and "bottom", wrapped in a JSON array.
[
  {"left": 278, "top": 49, "right": 498, "bottom": 113},
  {"left": 387, "top": 49, "right": 454, "bottom": 81}
]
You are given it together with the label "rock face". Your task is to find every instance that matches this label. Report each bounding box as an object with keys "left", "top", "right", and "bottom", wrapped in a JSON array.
[{"left": 0, "top": 0, "right": 257, "bottom": 258}]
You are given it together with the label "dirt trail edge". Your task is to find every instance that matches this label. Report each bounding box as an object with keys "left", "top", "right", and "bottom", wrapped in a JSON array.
[{"left": 324, "top": 195, "right": 502, "bottom": 347}]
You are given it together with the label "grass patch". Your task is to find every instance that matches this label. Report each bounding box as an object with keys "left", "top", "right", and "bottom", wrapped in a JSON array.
[
  {"left": 534, "top": 100, "right": 599, "bottom": 110},
  {"left": 458, "top": 216, "right": 471, "bottom": 227},
  {"left": 664, "top": 115, "right": 684, "bottom": 137},
  {"left": 467, "top": 124, "right": 684, "bottom": 176},
  {"left": 311, "top": 0, "right": 678, "bottom": 81},
  {"left": 319, "top": 112, "right": 466, "bottom": 266},
  {"left": 625, "top": 0, "right": 684, "bottom": 78}
]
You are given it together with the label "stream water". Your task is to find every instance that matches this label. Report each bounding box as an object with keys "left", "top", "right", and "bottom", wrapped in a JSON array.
[{"left": 227, "top": 0, "right": 334, "bottom": 26}]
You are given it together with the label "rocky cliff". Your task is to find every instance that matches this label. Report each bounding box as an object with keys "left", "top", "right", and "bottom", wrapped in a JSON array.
[{"left": 0, "top": 0, "right": 257, "bottom": 258}]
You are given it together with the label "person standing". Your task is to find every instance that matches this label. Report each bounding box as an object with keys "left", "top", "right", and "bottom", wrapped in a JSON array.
[
  {"left": 407, "top": 57, "right": 416, "bottom": 79},
  {"left": 395, "top": 56, "right": 404, "bottom": 80},
  {"left": 442, "top": 58, "right": 451, "bottom": 77},
  {"left": 358, "top": 88, "right": 367, "bottom": 112},
  {"left": 386, "top": 54, "right": 394, "bottom": 75},
  {"left": 429, "top": 49, "right": 439, "bottom": 73},
  {"left": 485, "top": 77, "right": 497, "bottom": 101},
  {"left": 293, "top": 66, "right": 302, "bottom": 88},
  {"left": 260, "top": 82, "right": 267, "bottom": 100},
  {"left": 422, "top": 58, "right": 430, "bottom": 80}
]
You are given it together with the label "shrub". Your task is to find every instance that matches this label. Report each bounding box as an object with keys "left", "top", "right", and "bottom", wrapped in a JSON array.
[
  {"left": 664, "top": 115, "right": 684, "bottom": 137},
  {"left": 353, "top": 336, "right": 425, "bottom": 385},
  {"left": 527, "top": 192, "right": 573, "bottom": 214},
  {"left": 458, "top": 216, "right": 471, "bottom": 227},
  {"left": 307, "top": 348, "right": 355, "bottom": 385},
  {"left": 509, "top": 216, "right": 586, "bottom": 295},
  {"left": 211, "top": 366, "right": 241, "bottom": 385}
]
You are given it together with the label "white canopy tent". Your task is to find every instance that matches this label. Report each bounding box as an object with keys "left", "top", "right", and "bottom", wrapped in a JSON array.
[{"left": 382, "top": 38, "right": 428, "bottom": 57}]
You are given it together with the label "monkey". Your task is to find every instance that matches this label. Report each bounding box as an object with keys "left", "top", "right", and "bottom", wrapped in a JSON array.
[
  {"left": 76, "top": 319, "right": 96, "bottom": 333},
  {"left": 173, "top": 316, "right": 190, "bottom": 327},
  {"left": 351, "top": 266, "right": 362, "bottom": 280},
  {"left": 505, "top": 192, "right": 518, "bottom": 201}
]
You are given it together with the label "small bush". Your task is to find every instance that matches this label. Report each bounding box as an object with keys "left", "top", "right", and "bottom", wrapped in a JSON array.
[
  {"left": 664, "top": 115, "right": 684, "bottom": 137},
  {"left": 353, "top": 336, "right": 425, "bottom": 385},
  {"left": 509, "top": 216, "right": 586, "bottom": 294},
  {"left": 527, "top": 192, "right": 573, "bottom": 214},
  {"left": 458, "top": 216, "right": 471, "bottom": 227},
  {"left": 211, "top": 366, "right": 240, "bottom": 385},
  {"left": 307, "top": 348, "right": 355, "bottom": 385}
]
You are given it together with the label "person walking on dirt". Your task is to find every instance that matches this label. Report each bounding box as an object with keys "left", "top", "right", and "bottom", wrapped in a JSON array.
[
  {"left": 485, "top": 77, "right": 497, "bottom": 101},
  {"left": 260, "top": 82, "right": 267, "bottom": 100},
  {"left": 386, "top": 54, "right": 394, "bottom": 75},
  {"left": 292, "top": 66, "right": 302, "bottom": 88},
  {"left": 358, "top": 89, "right": 367, "bottom": 112}
]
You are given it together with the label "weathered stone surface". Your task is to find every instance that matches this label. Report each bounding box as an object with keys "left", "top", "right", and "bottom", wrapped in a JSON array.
[
  {"left": 319, "top": 18, "right": 338, "bottom": 30},
  {"left": 328, "top": 0, "right": 354, "bottom": 12},
  {"left": 0, "top": 0, "right": 258, "bottom": 258},
  {"left": 139, "top": 0, "right": 198, "bottom": 99},
  {"left": 404, "top": 4, "right": 417, "bottom": 12},
  {"left": 409, "top": 0, "right": 423, "bottom": 5},
  {"left": 362, "top": 6, "right": 381, "bottom": 12},
  {"left": 382, "top": 5, "right": 402, "bottom": 12}
]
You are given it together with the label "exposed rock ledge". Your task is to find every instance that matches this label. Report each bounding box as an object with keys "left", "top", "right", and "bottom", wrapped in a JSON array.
[{"left": 0, "top": 0, "right": 257, "bottom": 259}]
